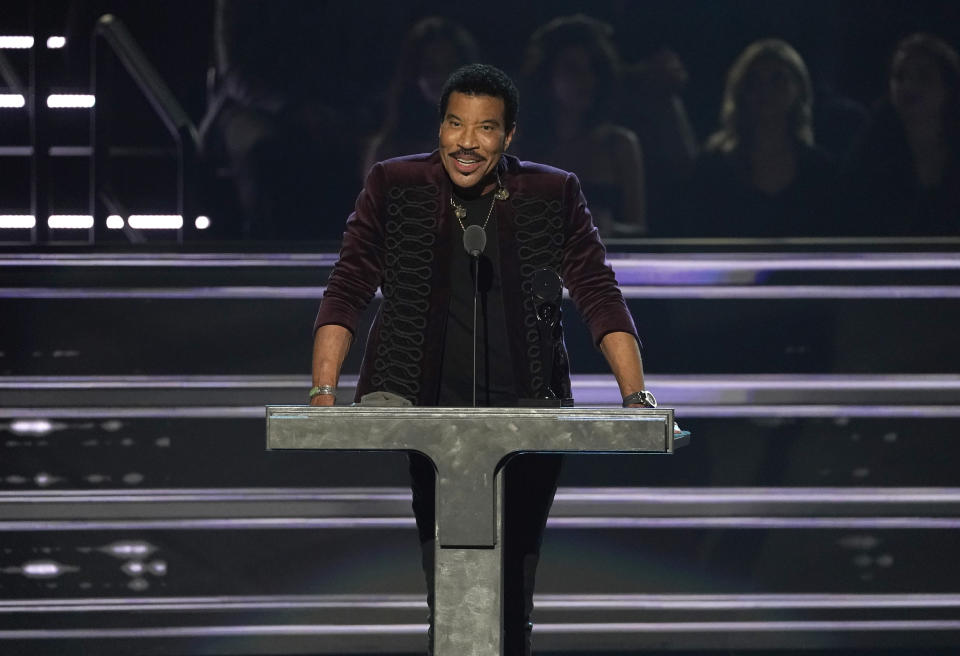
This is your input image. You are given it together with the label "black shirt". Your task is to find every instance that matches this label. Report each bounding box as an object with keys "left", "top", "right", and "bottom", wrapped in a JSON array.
[{"left": 437, "top": 191, "right": 518, "bottom": 406}]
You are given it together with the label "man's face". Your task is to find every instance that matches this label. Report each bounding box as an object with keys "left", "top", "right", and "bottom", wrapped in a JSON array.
[{"left": 439, "top": 91, "right": 514, "bottom": 192}]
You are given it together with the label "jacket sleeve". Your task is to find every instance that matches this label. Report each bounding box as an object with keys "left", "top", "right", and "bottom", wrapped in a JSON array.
[
  {"left": 313, "top": 163, "right": 387, "bottom": 334},
  {"left": 560, "top": 172, "right": 641, "bottom": 347}
]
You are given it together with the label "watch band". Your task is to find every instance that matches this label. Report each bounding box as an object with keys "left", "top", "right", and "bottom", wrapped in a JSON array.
[{"left": 622, "top": 389, "right": 657, "bottom": 408}]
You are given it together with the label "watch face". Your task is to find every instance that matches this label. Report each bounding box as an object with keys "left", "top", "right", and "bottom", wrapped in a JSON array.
[{"left": 642, "top": 390, "right": 657, "bottom": 408}]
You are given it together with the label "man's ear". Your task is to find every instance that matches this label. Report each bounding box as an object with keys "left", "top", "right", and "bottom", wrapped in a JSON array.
[{"left": 504, "top": 126, "right": 516, "bottom": 151}]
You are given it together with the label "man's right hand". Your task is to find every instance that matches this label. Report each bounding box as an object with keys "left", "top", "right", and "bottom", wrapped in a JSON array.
[{"left": 309, "top": 394, "right": 335, "bottom": 407}]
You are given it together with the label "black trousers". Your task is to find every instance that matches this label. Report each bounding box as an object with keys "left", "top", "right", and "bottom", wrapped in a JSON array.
[{"left": 408, "top": 452, "right": 563, "bottom": 656}]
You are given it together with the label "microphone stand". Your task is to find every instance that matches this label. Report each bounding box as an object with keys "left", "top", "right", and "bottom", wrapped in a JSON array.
[
  {"left": 472, "top": 254, "right": 479, "bottom": 408},
  {"left": 462, "top": 224, "right": 487, "bottom": 408}
]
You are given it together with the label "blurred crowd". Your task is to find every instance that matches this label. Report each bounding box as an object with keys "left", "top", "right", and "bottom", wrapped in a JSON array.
[{"left": 198, "top": 2, "right": 960, "bottom": 241}]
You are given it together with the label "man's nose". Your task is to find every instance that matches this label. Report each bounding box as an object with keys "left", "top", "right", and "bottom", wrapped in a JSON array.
[{"left": 459, "top": 127, "right": 478, "bottom": 148}]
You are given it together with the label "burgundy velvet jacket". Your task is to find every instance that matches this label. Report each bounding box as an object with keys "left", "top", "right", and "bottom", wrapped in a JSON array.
[{"left": 314, "top": 151, "right": 639, "bottom": 405}]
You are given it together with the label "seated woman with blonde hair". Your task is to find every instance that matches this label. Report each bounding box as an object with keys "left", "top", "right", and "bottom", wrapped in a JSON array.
[{"left": 681, "top": 39, "right": 836, "bottom": 237}]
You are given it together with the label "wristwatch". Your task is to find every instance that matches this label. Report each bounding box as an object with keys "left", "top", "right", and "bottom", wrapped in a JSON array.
[{"left": 622, "top": 389, "right": 657, "bottom": 408}]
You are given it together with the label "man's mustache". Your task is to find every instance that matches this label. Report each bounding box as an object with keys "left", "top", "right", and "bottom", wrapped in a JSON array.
[{"left": 450, "top": 150, "right": 486, "bottom": 161}]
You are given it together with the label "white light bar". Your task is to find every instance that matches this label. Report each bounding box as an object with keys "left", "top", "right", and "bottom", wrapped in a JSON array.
[
  {"left": 194, "top": 216, "right": 211, "bottom": 230},
  {"left": 46, "top": 36, "right": 66, "bottom": 49},
  {"left": 48, "top": 215, "right": 94, "bottom": 229},
  {"left": 10, "top": 419, "right": 54, "bottom": 435},
  {"left": 23, "top": 561, "right": 62, "bottom": 577},
  {"left": 106, "top": 215, "right": 125, "bottom": 230},
  {"left": 0, "top": 215, "right": 36, "bottom": 229},
  {"left": 0, "top": 36, "right": 34, "bottom": 49},
  {"left": 0, "top": 94, "right": 26, "bottom": 108},
  {"left": 46, "top": 94, "right": 95, "bottom": 109},
  {"left": 128, "top": 215, "right": 183, "bottom": 230}
]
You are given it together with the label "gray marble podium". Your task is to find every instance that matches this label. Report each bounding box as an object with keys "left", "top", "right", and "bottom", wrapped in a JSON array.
[{"left": 267, "top": 406, "right": 686, "bottom": 656}]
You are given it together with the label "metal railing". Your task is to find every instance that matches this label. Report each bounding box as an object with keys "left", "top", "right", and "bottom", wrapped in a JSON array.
[{"left": 90, "top": 14, "right": 200, "bottom": 244}]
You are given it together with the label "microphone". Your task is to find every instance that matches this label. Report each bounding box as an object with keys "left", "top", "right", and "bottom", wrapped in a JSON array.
[{"left": 462, "top": 224, "right": 487, "bottom": 257}]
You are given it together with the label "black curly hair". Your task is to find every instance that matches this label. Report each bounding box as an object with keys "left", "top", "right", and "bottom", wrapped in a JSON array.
[{"left": 439, "top": 63, "right": 519, "bottom": 131}]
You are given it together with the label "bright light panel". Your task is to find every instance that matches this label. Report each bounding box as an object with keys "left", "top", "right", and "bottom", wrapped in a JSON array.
[
  {"left": 46, "top": 94, "right": 95, "bottom": 109},
  {"left": 128, "top": 215, "right": 183, "bottom": 230},
  {"left": 106, "top": 214, "right": 125, "bottom": 230},
  {"left": 0, "top": 94, "right": 26, "bottom": 108},
  {"left": 46, "top": 36, "right": 66, "bottom": 49},
  {"left": 0, "top": 215, "right": 36, "bottom": 228},
  {"left": 0, "top": 36, "right": 34, "bottom": 49},
  {"left": 10, "top": 419, "right": 54, "bottom": 435},
  {"left": 23, "top": 561, "right": 60, "bottom": 577},
  {"left": 48, "top": 215, "right": 94, "bottom": 229},
  {"left": 195, "top": 215, "right": 211, "bottom": 230}
]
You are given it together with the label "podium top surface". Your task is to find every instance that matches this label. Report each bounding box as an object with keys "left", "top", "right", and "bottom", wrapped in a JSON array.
[
  {"left": 266, "top": 405, "right": 684, "bottom": 546},
  {"left": 267, "top": 405, "right": 685, "bottom": 453}
]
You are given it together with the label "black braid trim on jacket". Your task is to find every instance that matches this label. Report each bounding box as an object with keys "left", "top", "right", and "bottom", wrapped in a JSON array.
[
  {"left": 371, "top": 184, "right": 439, "bottom": 401},
  {"left": 511, "top": 194, "right": 564, "bottom": 397}
]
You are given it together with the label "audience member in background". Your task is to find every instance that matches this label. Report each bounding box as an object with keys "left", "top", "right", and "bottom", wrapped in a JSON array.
[
  {"left": 199, "top": 0, "right": 359, "bottom": 241},
  {"left": 518, "top": 15, "right": 647, "bottom": 237},
  {"left": 843, "top": 33, "right": 960, "bottom": 236},
  {"left": 363, "top": 17, "right": 479, "bottom": 175},
  {"left": 680, "top": 39, "right": 836, "bottom": 238},
  {"left": 619, "top": 48, "right": 699, "bottom": 235},
  {"left": 804, "top": 27, "right": 870, "bottom": 161}
]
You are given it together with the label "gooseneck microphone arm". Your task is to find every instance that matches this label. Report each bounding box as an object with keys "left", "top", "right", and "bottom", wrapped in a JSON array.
[{"left": 462, "top": 224, "right": 487, "bottom": 408}]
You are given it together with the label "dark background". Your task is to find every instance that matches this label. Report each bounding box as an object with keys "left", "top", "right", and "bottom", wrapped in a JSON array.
[{"left": 8, "top": 0, "right": 960, "bottom": 173}]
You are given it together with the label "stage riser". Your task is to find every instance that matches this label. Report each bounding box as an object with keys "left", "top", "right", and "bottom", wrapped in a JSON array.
[
  {"left": 3, "top": 527, "right": 960, "bottom": 653},
  {"left": 2, "top": 250, "right": 957, "bottom": 654},
  {"left": 1, "top": 417, "right": 959, "bottom": 490},
  {"left": 3, "top": 297, "right": 958, "bottom": 375}
]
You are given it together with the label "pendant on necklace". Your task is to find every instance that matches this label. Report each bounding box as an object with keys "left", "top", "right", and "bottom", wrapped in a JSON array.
[
  {"left": 453, "top": 204, "right": 467, "bottom": 220},
  {"left": 494, "top": 187, "right": 510, "bottom": 201}
]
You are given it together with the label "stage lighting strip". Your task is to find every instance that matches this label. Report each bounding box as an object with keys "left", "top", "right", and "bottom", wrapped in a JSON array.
[
  {"left": 2, "top": 486, "right": 959, "bottom": 507},
  {"left": 0, "top": 36, "right": 65, "bottom": 49},
  {"left": 0, "top": 94, "right": 26, "bottom": 108},
  {"left": 3, "top": 487, "right": 960, "bottom": 531},
  {"left": 2, "top": 252, "right": 960, "bottom": 296},
  {"left": 3, "top": 284, "right": 960, "bottom": 300},
  {"left": 6, "top": 592, "right": 960, "bottom": 613},
  {"left": 0, "top": 252, "right": 344, "bottom": 266},
  {"left": 4, "top": 593, "right": 960, "bottom": 641},
  {"left": 3, "top": 405, "right": 960, "bottom": 420},
  {"left": 2, "top": 251, "right": 960, "bottom": 276},
  {"left": 6, "top": 516, "right": 960, "bottom": 531},
  {"left": 2, "top": 621, "right": 960, "bottom": 641},
  {"left": 3, "top": 374, "right": 959, "bottom": 417},
  {"left": 4, "top": 251, "right": 960, "bottom": 268},
  {"left": 7, "top": 373, "right": 959, "bottom": 391},
  {"left": 0, "top": 94, "right": 96, "bottom": 110}
]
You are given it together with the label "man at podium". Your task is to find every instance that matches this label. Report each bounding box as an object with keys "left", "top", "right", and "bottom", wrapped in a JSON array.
[{"left": 307, "top": 64, "right": 655, "bottom": 655}]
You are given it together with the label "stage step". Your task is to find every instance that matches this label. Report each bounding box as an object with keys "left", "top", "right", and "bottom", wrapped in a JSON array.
[{"left": 2, "top": 250, "right": 959, "bottom": 376}]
